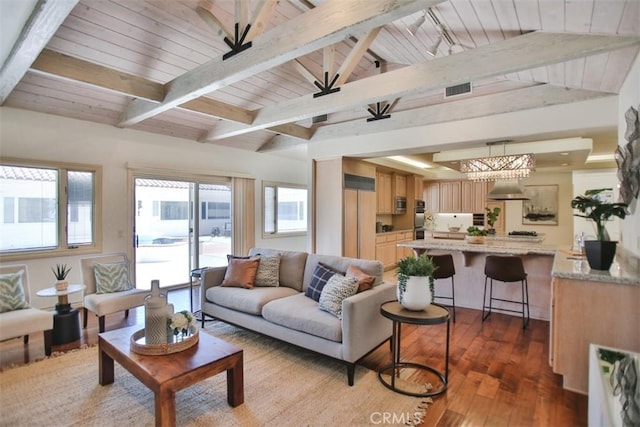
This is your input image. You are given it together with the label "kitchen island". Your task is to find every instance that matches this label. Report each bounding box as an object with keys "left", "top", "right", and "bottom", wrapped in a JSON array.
[
  {"left": 549, "top": 248, "right": 640, "bottom": 393},
  {"left": 397, "top": 238, "right": 557, "bottom": 320}
]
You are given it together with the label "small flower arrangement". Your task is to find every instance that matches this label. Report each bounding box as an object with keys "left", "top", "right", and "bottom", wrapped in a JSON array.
[{"left": 168, "top": 310, "right": 196, "bottom": 337}]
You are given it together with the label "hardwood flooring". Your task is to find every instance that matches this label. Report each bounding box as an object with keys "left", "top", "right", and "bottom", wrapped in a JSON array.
[{"left": 0, "top": 287, "right": 587, "bottom": 426}]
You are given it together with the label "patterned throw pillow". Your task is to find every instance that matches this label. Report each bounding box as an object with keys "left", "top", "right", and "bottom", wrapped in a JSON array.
[
  {"left": 346, "top": 265, "right": 375, "bottom": 293},
  {"left": 318, "top": 274, "right": 359, "bottom": 319},
  {"left": 254, "top": 254, "right": 280, "bottom": 287},
  {"left": 221, "top": 257, "right": 260, "bottom": 289},
  {"left": 0, "top": 270, "right": 30, "bottom": 313},
  {"left": 305, "top": 263, "right": 339, "bottom": 302},
  {"left": 94, "top": 262, "right": 132, "bottom": 294}
]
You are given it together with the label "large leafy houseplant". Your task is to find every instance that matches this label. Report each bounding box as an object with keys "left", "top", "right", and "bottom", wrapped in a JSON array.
[
  {"left": 571, "top": 188, "right": 627, "bottom": 241},
  {"left": 396, "top": 253, "right": 437, "bottom": 310},
  {"left": 571, "top": 188, "right": 628, "bottom": 270}
]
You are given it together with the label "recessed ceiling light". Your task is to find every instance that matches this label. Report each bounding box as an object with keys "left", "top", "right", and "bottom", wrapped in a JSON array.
[
  {"left": 387, "top": 156, "right": 432, "bottom": 169},
  {"left": 561, "top": 163, "right": 569, "bottom": 166},
  {"left": 586, "top": 153, "right": 615, "bottom": 162},
  {"left": 560, "top": 152, "right": 569, "bottom": 156}
]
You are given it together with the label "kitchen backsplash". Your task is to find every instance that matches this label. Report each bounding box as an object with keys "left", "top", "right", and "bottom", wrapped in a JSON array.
[{"left": 429, "top": 213, "right": 475, "bottom": 231}]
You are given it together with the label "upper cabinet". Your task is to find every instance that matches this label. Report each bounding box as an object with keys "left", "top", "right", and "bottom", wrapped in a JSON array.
[
  {"left": 392, "top": 174, "right": 406, "bottom": 198},
  {"left": 425, "top": 181, "right": 440, "bottom": 213},
  {"left": 376, "top": 172, "right": 392, "bottom": 214},
  {"left": 414, "top": 176, "right": 424, "bottom": 201},
  {"left": 439, "top": 181, "right": 462, "bottom": 213},
  {"left": 461, "top": 181, "right": 488, "bottom": 214}
]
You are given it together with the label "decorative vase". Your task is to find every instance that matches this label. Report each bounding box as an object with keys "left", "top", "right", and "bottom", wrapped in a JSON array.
[
  {"left": 397, "top": 275, "right": 432, "bottom": 311},
  {"left": 584, "top": 240, "right": 617, "bottom": 271},
  {"left": 144, "top": 280, "right": 170, "bottom": 345},
  {"left": 54, "top": 280, "right": 69, "bottom": 291}
]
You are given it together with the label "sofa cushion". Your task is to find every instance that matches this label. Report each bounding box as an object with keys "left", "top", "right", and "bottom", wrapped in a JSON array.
[
  {"left": 221, "top": 257, "right": 259, "bottom": 289},
  {"left": 254, "top": 254, "right": 280, "bottom": 287},
  {"left": 304, "top": 263, "right": 339, "bottom": 302},
  {"left": 249, "top": 248, "right": 307, "bottom": 291},
  {"left": 318, "top": 275, "right": 358, "bottom": 319},
  {"left": 262, "top": 293, "right": 342, "bottom": 342},
  {"left": 206, "top": 286, "right": 298, "bottom": 315},
  {"left": 346, "top": 265, "right": 375, "bottom": 293},
  {"left": 94, "top": 262, "right": 132, "bottom": 294},
  {"left": 303, "top": 254, "right": 383, "bottom": 291},
  {"left": 0, "top": 270, "right": 29, "bottom": 313}
]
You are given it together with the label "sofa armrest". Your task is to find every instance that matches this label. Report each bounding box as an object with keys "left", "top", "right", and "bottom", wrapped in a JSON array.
[
  {"left": 200, "top": 266, "right": 226, "bottom": 304},
  {"left": 341, "top": 281, "right": 396, "bottom": 362}
]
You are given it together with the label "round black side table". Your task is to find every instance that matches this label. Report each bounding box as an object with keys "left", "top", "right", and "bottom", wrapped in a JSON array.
[{"left": 378, "top": 300, "right": 450, "bottom": 397}]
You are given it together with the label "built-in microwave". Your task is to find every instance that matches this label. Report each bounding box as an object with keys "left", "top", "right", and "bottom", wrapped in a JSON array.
[{"left": 394, "top": 196, "right": 407, "bottom": 214}]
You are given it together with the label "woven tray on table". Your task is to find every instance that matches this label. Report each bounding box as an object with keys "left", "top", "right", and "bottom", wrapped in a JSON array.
[{"left": 130, "top": 327, "right": 199, "bottom": 355}]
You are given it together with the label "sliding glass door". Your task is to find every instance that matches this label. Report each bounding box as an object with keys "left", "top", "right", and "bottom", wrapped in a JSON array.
[{"left": 133, "top": 178, "right": 231, "bottom": 290}]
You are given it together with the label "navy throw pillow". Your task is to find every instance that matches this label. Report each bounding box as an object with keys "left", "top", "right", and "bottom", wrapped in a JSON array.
[{"left": 305, "top": 263, "right": 339, "bottom": 302}]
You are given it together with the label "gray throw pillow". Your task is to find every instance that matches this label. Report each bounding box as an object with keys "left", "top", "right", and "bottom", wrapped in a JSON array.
[
  {"left": 0, "top": 270, "right": 30, "bottom": 313},
  {"left": 94, "top": 262, "right": 132, "bottom": 294}
]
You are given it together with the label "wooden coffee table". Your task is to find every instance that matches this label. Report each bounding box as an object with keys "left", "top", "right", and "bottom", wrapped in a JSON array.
[{"left": 98, "top": 325, "right": 243, "bottom": 427}]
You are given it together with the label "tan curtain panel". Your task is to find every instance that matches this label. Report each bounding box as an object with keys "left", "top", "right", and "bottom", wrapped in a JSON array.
[{"left": 232, "top": 177, "right": 255, "bottom": 256}]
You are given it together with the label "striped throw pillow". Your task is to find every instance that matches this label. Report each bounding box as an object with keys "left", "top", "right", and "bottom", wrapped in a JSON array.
[
  {"left": 0, "top": 270, "right": 29, "bottom": 313},
  {"left": 94, "top": 262, "right": 132, "bottom": 294}
]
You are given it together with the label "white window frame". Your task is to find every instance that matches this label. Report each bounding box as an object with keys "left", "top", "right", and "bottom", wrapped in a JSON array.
[
  {"left": 0, "top": 157, "right": 102, "bottom": 260},
  {"left": 262, "top": 181, "right": 308, "bottom": 238}
]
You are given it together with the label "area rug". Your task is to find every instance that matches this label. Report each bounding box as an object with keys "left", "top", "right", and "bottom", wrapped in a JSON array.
[{"left": 0, "top": 322, "right": 430, "bottom": 426}]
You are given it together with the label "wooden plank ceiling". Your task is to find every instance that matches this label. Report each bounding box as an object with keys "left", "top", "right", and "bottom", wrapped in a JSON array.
[{"left": 2, "top": 0, "right": 639, "bottom": 156}]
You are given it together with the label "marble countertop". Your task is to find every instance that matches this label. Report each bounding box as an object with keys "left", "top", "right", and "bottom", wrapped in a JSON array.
[
  {"left": 551, "top": 248, "right": 640, "bottom": 286},
  {"left": 398, "top": 238, "right": 557, "bottom": 256}
]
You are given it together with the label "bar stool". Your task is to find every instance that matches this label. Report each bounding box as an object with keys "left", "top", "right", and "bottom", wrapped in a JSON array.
[
  {"left": 482, "top": 255, "right": 530, "bottom": 329},
  {"left": 431, "top": 254, "right": 456, "bottom": 322}
]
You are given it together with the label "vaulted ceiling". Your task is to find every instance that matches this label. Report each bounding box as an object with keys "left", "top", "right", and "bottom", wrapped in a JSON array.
[{"left": 1, "top": 0, "right": 639, "bottom": 172}]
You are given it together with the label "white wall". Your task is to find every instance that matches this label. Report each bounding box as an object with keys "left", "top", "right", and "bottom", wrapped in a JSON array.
[
  {"left": 0, "top": 107, "right": 308, "bottom": 308},
  {"left": 618, "top": 54, "right": 640, "bottom": 257}
]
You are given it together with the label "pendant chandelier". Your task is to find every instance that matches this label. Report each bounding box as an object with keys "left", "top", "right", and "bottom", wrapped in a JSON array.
[{"left": 460, "top": 141, "right": 535, "bottom": 181}]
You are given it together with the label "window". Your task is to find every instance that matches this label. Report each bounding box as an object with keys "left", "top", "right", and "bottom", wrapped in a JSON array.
[
  {"left": 0, "top": 160, "right": 101, "bottom": 258},
  {"left": 263, "top": 182, "right": 307, "bottom": 236}
]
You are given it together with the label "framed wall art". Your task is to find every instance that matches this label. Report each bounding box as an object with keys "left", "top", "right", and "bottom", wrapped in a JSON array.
[{"left": 522, "top": 185, "right": 558, "bottom": 225}]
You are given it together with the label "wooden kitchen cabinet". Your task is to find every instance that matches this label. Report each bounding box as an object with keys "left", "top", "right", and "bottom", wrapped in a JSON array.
[
  {"left": 439, "top": 181, "right": 461, "bottom": 213},
  {"left": 396, "top": 231, "right": 415, "bottom": 261},
  {"left": 551, "top": 277, "right": 640, "bottom": 393},
  {"left": 461, "top": 181, "right": 488, "bottom": 213},
  {"left": 344, "top": 188, "right": 376, "bottom": 260},
  {"left": 392, "top": 174, "right": 406, "bottom": 198},
  {"left": 375, "top": 233, "right": 397, "bottom": 270},
  {"left": 376, "top": 172, "right": 392, "bottom": 214},
  {"left": 414, "top": 175, "right": 424, "bottom": 201},
  {"left": 425, "top": 181, "right": 440, "bottom": 213}
]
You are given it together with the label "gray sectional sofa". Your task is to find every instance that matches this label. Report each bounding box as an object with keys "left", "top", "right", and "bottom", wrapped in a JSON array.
[{"left": 200, "top": 247, "right": 396, "bottom": 385}]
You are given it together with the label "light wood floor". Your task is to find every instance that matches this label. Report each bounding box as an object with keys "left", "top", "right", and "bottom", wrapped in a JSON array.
[{"left": 0, "top": 286, "right": 587, "bottom": 426}]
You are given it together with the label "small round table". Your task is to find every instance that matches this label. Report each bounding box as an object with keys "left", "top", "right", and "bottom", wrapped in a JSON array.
[
  {"left": 37, "top": 284, "right": 85, "bottom": 345},
  {"left": 378, "top": 300, "right": 450, "bottom": 397}
]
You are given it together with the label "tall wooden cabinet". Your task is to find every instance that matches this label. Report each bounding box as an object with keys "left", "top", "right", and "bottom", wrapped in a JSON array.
[
  {"left": 425, "top": 181, "right": 440, "bottom": 213},
  {"left": 461, "top": 181, "right": 488, "bottom": 213},
  {"left": 344, "top": 188, "right": 376, "bottom": 260},
  {"left": 439, "top": 181, "right": 461, "bottom": 212},
  {"left": 314, "top": 158, "right": 376, "bottom": 259},
  {"left": 376, "top": 172, "right": 392, "bottom": 214}
]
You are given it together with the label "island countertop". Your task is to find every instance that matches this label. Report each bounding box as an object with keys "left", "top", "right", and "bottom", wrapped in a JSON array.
[
  {"left": 551, "top": 248, "right": 640, "bottom": 286},
  {"left": 398, "top": 238, "right": 557, "bottom": 256}
]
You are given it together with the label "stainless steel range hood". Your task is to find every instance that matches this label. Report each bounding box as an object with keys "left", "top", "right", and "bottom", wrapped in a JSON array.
[{"left": 487, "top": 180, "right": 529, "bottom": 200}]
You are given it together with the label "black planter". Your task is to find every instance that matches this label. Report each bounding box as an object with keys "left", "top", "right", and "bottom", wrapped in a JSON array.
[{"left": 584, "top": 240, "right": 618, "bottom": 271}]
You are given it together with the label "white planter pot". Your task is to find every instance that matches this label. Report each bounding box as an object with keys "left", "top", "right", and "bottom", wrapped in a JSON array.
[{"left": 397, "top": 275, "right": 432, "bottom": 311}]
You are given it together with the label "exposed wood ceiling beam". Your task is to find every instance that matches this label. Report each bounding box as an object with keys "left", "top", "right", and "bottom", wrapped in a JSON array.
[
  {"left": 312, "top": 85, "right": 612, "bottom": 141},
  {"left": 335, "top": 27, "right": 382, "bottom": 86},
  {"left": 0, "top": 0, "right": 78, "bottom": 104},
  {"left": 30, "top": 49, "right": 310, "bottom": 139},
  {"left": 118, "top": 0, "right": 440, "bottom": 127},
  {"left": 196, "top": 1, "right": 233, "bottom": 40},
  {"left": 292, "top": 60, "right": 320, "bottom": 86},
  {"left": 201, "top": 32, "right": 640, "bottom": 141},
  {"left": 246, "top": 0, "right": 280, "bottom": 42}
]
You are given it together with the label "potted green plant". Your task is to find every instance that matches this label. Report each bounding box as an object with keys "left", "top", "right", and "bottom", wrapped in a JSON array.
[
  {"left": 52, "top": 263, "right": 72, "bottom": 291},
  {"left": 396, "top": 253, "right": 437, "bottom": 311},
  {"left": 571, "top": 188, "right": 628, "bottom": 270},
  {"left": 485, "top": 206, "right": 501, "bottom": 234},
  {"left": 465, "top": 226, "right": 488, "bottom": 244}
]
